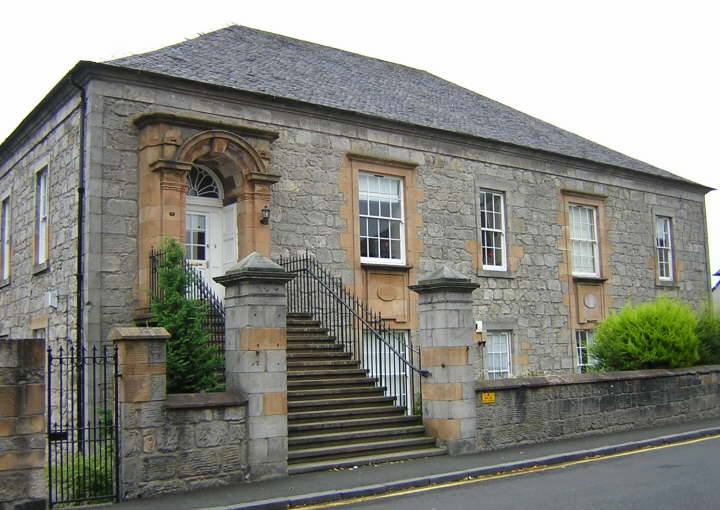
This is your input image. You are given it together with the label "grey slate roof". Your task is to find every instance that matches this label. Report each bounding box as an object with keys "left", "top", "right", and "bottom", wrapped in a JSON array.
[{"left": 109, "top": 25, "right": 683, "bottom": 181}]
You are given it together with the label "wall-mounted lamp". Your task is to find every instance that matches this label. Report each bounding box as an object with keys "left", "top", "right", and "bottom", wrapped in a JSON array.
[{"left": 260, "top": 205, "right": 271, "bottom": 225}]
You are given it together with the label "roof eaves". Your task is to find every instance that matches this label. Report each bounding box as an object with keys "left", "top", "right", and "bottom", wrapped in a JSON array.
[
  {"left": 0, "top": 63, "right": 92, "bottom": 164},
  {"left": 1, "top": 60, "right": 714, "bottom": 195}
]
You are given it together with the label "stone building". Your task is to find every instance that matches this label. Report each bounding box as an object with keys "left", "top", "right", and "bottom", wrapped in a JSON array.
[{"left": 0, "top": 25, "right": 712, "bottom": 378}]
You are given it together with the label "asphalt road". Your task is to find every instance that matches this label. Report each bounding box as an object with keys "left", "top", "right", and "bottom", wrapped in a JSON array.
[{"left": 326, "top": 436, "right": 720, "bottom": 510}]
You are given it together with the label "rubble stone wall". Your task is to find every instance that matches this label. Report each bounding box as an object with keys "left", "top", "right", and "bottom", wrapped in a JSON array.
[{"left": 475, "top": 366, "right": 720, "bottom": 450}]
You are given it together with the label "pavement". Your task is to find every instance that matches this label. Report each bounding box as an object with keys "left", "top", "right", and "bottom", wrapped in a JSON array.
[{"left": 95, "top": 417, "right": 720, "bottom": 510}]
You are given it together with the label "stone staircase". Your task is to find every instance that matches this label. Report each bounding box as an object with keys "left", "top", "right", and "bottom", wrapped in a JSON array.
[{"left": 286, "top": 313, "right": 446, "bottom": 474}]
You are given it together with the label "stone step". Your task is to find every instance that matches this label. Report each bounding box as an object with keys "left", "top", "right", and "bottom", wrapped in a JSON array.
[
  {"left": 287, "top": 328, "right": 333, "bottom": 338},
  {"left": 288, "top": 395, "right": 396, "bottom": 411},
  {"left": 287, "top": 351, "right": 353, "bottom": 361},
  {"left": 287, "top": 368, "right": 369, "bottom": 379},
  {"left": 288, "top": 360, "right": 359, "bottom": 369},
  {"left": 286, "top": 343, "right": 345, "bottom": 351},
  {"left": 288, "top": 386, "right": 386, "bottom": 401},
  {"left": 288, "top": 415, "right": 420, "bottom": 434},
  {"left": 287, "top": 436, "right": 438, "bottom": 462},
  {"left": 288, "top": 447, "right": 447, "bottom": 475},
  {"left": 288, "top": 425, "right": 427, "bottom": 447},
  {"left": 288, "top": 377, "right": 378, "bottom": 389},
  {"left": 283, "top": 310, "right": 446, "bottom": 473},
  {"left": 287, "top": 312, "right": 314, "bottom": 320},
  {"left": 288, "top": 405, "right": 406, "bottom": 423}
]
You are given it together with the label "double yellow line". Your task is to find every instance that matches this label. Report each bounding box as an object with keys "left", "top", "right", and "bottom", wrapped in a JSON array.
[{"left": 299, "top": 434, "right": 720, "bottom": 509}]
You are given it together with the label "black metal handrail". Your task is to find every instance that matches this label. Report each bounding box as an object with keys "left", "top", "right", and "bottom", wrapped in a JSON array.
[
  {"left": 149, "top": 249, "right": 225, "bottom": 358},
  {"left": 277, "top": 255, "right": 429, "bottom": 413}
]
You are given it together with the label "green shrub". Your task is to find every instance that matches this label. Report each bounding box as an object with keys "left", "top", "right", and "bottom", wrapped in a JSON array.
[
  {"left": 697, "top": 302, "right": 720, "bottom": 365},
  {"left": 590, "top": 298, "right": 699, "bottom": 371},
  {"left": 49, "top": 448, "right": 114, "bottom": 504},
  {"left": 150, "top": 238, "right": 223, "bottom": 393}
]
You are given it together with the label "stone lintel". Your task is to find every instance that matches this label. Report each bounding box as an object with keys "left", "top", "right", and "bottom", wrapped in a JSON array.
[
  {"left": 246, "top": 172, "right": 282, "bottom": 185},
  {"left": 150, "top": 159, "right": 193, "bottom": 174},
  {"left": 109, "top": 326, "right": 170, "bottom": 342},
  {"left": 165, "top": 392, "right": 248, "bottom": 409}
]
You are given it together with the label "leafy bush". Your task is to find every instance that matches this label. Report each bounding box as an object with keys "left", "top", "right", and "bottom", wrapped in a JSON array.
[
  {"left": 49, "top": 448, "right": 114, "bottom": 504},
  {"left": 590, "top": 298, "right": 699, "bottom": 371},
  {"left": 150, "top": 238, "right": 223, "bottom": 393},
  {"left": 696, "top": 302, "right": 720, "bottom": 365}
]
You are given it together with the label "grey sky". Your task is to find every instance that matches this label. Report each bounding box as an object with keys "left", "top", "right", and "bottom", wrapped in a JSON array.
[{"left": 3, "top": 0, "right": 717, "bottom": 284}]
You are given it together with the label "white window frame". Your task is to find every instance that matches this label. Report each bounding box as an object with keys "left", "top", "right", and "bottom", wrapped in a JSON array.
[
  {"left": 569, "top": 204, "right": 600, "bottom": 277},
  {"left": 35, "top": 168, "right": 49, "bottom": 266},
  {"left": 575, "top": 329, "right": 596, "bottom": 373},
  {"left": 478, "top": 190, "right": 507, "bottom": 271},
  {"left": 486, "top": 331, "right": 512, "bottom": 380},
  {"left": 358, "top": 173, "right": 405, "bottom": 266},
  {"left": 655, "top": 216, "right": 673, "bottom": 281},
  {"left": 1, "top": 195, "right": 10, "bottom": 281},
  {"left": 185, "top": 212, "right": 209, "bottom": 266}
]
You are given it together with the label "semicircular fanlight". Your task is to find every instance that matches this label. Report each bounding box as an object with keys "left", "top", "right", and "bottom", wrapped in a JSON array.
[{"left": 186, "top": 165, "right": 221, "bottom": 198}]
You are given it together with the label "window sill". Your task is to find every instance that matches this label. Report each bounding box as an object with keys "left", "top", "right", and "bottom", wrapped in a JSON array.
[
  {"left": 32, "top": 261, "right": 49, "bottom": 275},
  {"left": 0, "top": 277, "right": 9, "bottom": 289},
  {"left": 477, "top": 269, "right": 515, "bottom": 279},
  {"left": 572, "top": 275, "right": 607, "bottom": 283},
  {"left": 361, "top": 263, "right": 412, "bottom": 271},
  {"left": 655, "top": 280, "right": 679, "bottom": 289}
]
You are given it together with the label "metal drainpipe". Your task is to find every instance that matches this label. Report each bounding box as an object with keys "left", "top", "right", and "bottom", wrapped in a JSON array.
[{"left": 70, "top": 73, "right": 87, "bottom": 434}]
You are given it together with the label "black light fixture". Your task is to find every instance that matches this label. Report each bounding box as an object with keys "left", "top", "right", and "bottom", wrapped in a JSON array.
[{"left": 260, "top": 205, "right": 271, "bottom": 225}]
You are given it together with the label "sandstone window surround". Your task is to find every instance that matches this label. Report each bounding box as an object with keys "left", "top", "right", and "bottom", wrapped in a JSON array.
[
  {"left": 655, "top": 215, "right": 674, "bottom": 281},
  {"left": 358, "top": 172, "right": 405, "bottom": 265},
  {"left": 341, "top": 154, "right": 420, "bottom": 329},
  {"left": 569, "top": 204, "right": 600, "bottom": 277},
  {"left": 575, "top": 328, "right": 596, "bottom": 373},
  {"left": 33, "top": 166, "right": 49, "bottom": 272},
  {"left": 0, "top": 193, "right": 10, "bottom": 285},
  {"left": 477, "top": 190, "right": 507, "bottom": 271},
  {"left": 485, "top": 331, "right": 512, "bottom": 380}
]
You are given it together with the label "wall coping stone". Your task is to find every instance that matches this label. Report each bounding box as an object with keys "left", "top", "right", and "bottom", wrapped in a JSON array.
[
  {"left": 476, "top": 365, "right": 720, "bottom": 391},
  {"left": 409, "top": 266, "right": 480, "bottom": 294},
  {"left": 166, "top": 392, "right": 248, "bottom": 409},
  {"left": 109, "top": 326, "right": 170, "bottom": 341}
]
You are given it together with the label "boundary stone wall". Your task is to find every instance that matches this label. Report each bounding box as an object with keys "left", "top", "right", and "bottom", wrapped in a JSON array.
[
  {"left": 476, "top": 366, "right": 720, "bottom": 451},
  {"left": 0, "top": 338, "right": 47, "bottom": 510},
  {"left": 111, "top": 327, "right": 249, "bottom": 500}
]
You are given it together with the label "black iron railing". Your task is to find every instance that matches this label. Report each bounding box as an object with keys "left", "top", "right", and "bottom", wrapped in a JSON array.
[
  {"left": 47, "top": 341, "right": 119, "bottom": 507},
  {"left": 277, "top": 255, "right": 429, "bottom": 413},
  {"left": 150, "top": 249, "right": 225, "bottom": 358}
]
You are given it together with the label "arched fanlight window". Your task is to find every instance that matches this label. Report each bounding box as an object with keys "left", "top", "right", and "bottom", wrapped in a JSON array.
[{"left": 186, "top": 165, "right": 222, "bottom": 199}]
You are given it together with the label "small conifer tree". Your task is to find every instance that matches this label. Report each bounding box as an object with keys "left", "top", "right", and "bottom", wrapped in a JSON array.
[{"left": 150, "top": 238, "right": 223, "bottom": 393}]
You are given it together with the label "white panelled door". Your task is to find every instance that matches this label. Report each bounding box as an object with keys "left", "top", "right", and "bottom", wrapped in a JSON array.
[{"left": 186, "top": 199, "right": 225, "bottom": 299}]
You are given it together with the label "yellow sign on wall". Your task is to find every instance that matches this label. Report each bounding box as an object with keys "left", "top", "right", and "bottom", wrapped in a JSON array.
[{"left": 481, "top": 392, "right": 496, "bottom": 404}]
